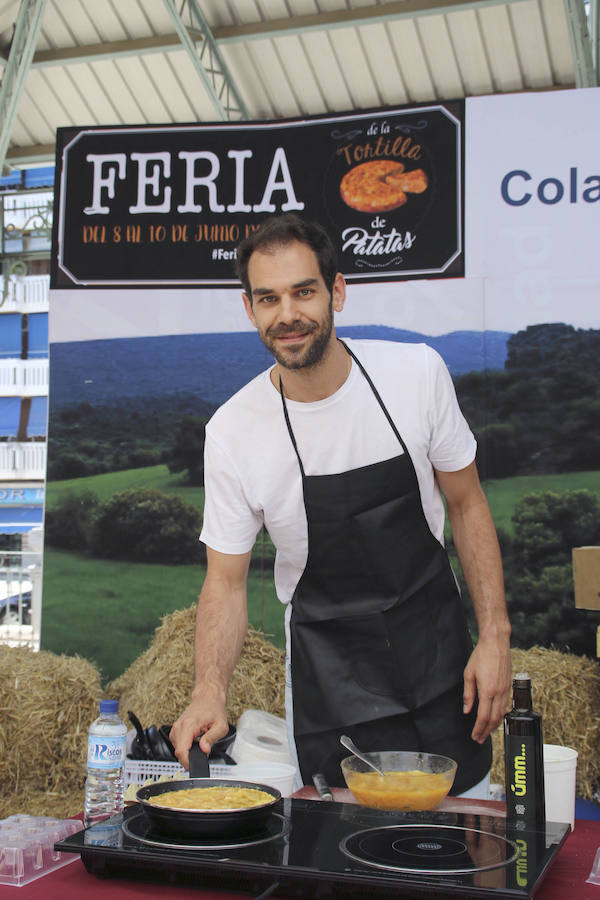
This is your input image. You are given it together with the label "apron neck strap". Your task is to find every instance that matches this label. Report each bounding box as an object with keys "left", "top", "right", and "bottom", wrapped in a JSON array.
[
  {"left": 338, "top": 340, "right": 410, "bottom": 456},
  {"left": 279, "top": 373, "right": 306, "bottom": 478},
  {"left": 279, "top": 339, "right": 414, "bottom": 475}
]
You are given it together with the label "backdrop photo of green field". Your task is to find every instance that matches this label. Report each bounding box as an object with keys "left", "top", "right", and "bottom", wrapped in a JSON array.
[
  {"left": 41, "top": 547, "right": 281, "bottom": 683},
  {"left": 42, "top": 465, "right": 281, "bottom": 683},
  {"left": 41, "top": 464, "right": 600, "bottom": 683},
  {"left": 481, "top": 470, "right": 600, "bottom": 534}
]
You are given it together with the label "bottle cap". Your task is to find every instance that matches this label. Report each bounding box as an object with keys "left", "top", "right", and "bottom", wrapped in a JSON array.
[
  {"left": 514, "top": 672, "right": 530, "bottom": 682},
  {"left": 99, "top": 699, "right": 119, "bottom": 714}
]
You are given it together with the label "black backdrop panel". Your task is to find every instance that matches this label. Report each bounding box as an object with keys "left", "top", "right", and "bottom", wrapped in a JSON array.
[{"left": 52, "top": 102, "right": 464, "bottom": 289}]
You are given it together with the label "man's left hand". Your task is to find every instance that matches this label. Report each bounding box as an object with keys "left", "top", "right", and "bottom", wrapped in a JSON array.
[{"left": 463, "top": 636, "right": 512, "bottom": 743}]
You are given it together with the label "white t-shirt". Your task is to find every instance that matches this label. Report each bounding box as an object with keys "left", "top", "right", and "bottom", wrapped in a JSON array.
[{"left": 200, "top": 338, "right": 476, "bottom": 605}]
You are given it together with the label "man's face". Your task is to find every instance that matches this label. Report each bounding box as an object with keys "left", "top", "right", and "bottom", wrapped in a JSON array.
[{"left": 242, "top": 240, "right": 345, "bottom": 371}]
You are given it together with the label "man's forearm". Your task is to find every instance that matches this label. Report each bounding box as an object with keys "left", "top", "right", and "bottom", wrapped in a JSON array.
[
  {"left": 437, "top": 462, "right": 511, "bottom": 739},
  {"left": 446, "top": 483, "right": 510, "bottom": 641},
  {"left": 192, "top": 570, "right": 249, "bottom": 703}
]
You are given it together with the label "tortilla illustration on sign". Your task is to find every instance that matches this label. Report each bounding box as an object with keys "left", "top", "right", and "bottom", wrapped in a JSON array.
[{"left": 340, "top": 160, "right": 429, "bottom": 213}]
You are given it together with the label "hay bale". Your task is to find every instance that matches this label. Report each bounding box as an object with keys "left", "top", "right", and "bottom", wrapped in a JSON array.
[
  {"left": 0, "top": 789, "right": 82, "bottom": 821},
  {"left": 491, "top": 646, "right": 600, "bottom": 799},
  {"left": 107, "top": 605, "right": 285, "bottom": 728},
  {"left": 0, "top": 646, "right": 102, "bottom": 817}
]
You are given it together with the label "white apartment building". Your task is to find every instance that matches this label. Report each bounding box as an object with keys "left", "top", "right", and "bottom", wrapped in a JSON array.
[{"left": 0, "top": 175, "right": 53, "bottom": 649}]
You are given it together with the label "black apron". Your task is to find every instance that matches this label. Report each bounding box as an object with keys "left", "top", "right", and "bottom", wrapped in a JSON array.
[{"left": 282, "top": 341, "right": 491, "bottom": 794}]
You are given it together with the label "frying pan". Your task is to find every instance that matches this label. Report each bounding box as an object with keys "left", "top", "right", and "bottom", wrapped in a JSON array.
[{"left": 136, "top": 743, "right": 282, "bottom": 838}]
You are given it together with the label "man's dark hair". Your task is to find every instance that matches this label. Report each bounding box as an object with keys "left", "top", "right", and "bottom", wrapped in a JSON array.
[{"left": 235, "top": 214, "right": 338, "bottom": 299}]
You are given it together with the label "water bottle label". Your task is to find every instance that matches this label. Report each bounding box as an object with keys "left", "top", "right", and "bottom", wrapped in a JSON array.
[{"left": 87, "top": 734, "right": 126, "bottom": 768}]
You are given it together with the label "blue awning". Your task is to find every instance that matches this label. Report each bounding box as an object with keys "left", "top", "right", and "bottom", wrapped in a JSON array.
[
  {"left": 0, "top": 398, "right": 21, "bottom": 437},
  {"left": 28, "top": 313, "right": 49, "bottom": 358},
  {"left": 0, "top": 315, "right": 22, "bottom": 358},
  {"left": 28, "top": 397, "right": 47, "bottom": 436},
  {"left": 0, "top": 506, "right": 43, "bottom": 534}
]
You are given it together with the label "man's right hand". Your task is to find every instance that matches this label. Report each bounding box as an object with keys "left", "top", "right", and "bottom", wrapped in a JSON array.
[{"left": 169, "top": 694, "right": 229, "bottom": 771}]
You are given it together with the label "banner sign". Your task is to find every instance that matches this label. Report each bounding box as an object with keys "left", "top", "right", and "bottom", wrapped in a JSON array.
[
  {"left": 52, "top": 102, "right": 463, "bottom": 288},
  {"left": 0, "top": 486, "right": 44, "bottom": 505}
]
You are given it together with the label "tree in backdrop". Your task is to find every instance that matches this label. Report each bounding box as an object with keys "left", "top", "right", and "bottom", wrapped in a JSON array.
[
  {"left": 47, "top": 396, "right": 213, "bottom": 480},
  {"left": 44, "top": 490, "right": 99, "bottom": 551},
  {"left": 506, "top": 489, "right": 600, "bottom": 656},
  {"left": 455, "top": 324, "right": 600, "bottom": 477},
  {"left": 165, "top": 416, "right": 207, "bottom": 485},
  {"left": 91, "top": 488, "right": 204, "bottom": 564}
]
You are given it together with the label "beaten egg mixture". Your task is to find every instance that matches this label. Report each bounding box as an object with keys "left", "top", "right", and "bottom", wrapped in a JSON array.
[{"left": 347, "top": 769, "right": 451, "bottom": 811}]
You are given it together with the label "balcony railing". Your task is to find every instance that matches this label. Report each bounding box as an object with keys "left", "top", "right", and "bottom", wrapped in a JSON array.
[
  {"left": 0, "top": 274, "right": 49, "bottom": 312},
  {"left": 0, "top": 442, "right": 46, "bottom": 479},
  {"left": 0, "top": 549, "right": 42, "bottom": 650},
  {"left": 1, "top": 191, "right": 53, "bottom": 256},
  {"left": 0, "top": 360, "right": 49, "bottom": 396}
]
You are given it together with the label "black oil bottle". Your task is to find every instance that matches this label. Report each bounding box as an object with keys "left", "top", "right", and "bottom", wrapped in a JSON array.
[{"left": 504, "top": 672, "right": 545, "bottom": 827}]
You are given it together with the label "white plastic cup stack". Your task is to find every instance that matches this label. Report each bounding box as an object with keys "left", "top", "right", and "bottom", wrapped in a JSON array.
[
  {"left": 543, "top": 744, "right": 578, "bottom": 829},
  {"left": 231, "top": 710, "right": 292, "bottom": 766}
]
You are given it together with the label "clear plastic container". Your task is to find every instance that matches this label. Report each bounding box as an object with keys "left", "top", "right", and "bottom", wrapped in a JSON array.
[
  {"left": 84, "top": 699, "right": 127, "bottom": 827},
  {"left": 0, "top": 815, "right": 83, "bottom": 886}
]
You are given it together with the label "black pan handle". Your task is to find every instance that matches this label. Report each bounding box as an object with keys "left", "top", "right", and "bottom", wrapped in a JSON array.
[{"left": 189, "top": 740, "right": 210, "bottom": 778}]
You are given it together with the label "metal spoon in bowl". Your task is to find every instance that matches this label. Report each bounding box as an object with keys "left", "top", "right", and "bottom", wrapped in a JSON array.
[{"left": 340, "top": 735, "right": 385, "bottom": 776}]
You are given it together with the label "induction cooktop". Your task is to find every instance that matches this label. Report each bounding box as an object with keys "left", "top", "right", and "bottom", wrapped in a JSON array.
[{"left": 55, "top": 798, "right": 570, "bottom": 899}]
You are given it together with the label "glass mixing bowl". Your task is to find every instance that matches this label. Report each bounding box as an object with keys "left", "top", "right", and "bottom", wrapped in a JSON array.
[{"left": 341, "top": 750, "right": 457, "bottom": 811}]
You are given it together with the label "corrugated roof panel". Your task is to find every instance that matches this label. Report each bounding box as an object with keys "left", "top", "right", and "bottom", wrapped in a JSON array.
[
  {"left": 0, "top": 0, "right": 19, "bottom": 38},
  {"left": 200, "top": 0, "right": 238, "bottom": 27},
  {"left": 291, "top": 31, "right": 354, "bottom": 112},
  {"left": 221, "top": 0, "right": 262, "bottom": 25},
  {"left": 35, "top": 3, "right": 73, "bottom": 51},
  {"left": 62, "top": 62, "right": 122, "bottom": 123},
  {"left": 138, "top": 53, "right": 197, "bottom": 123},
  {"left": 12, "top": 81, "right": 57, "bottom": 146},
  {"left": 8, "top": 107, "right": 37, "bottom": 150},
  {"left": 313, "top": 0, "right": 353, "bottom": 12},
  {"left": 111, "top": 0, "right": 155, "bottom": 38},
  {"left": 256, "top": 0, "right": 294, "bottom": 19},
  {"left": 164, "top": 47, "right": 242, "bottom": 121},
  {"left": 221, "top": 43, "right": 279, "bottom": 118},
  {"left": 416, "top": 14, "right": 465, "bottom": 100},
  {"left": 109, "top": 55, "right": 172, "bottom": 123},
  {"left": 357, "top": 22, "right": 410, "bottom": 106},
  {"left": 235, "top": 38, "right": 300, "bottom": 118},
  {"left": 0, "top": 0, "right": 581, "bottom": 169},
  {"left": 477, "top": 5, "right": 525, "bottom": 92},
  {"left": 509, "top": 0, "right": 554, "bottom": 88},
  {"left": 286, "top": 0, "right": 321, "bottom": 15},
  {"left": 387, "top": 18, "right": 436, "bottom": 102},
  {"left": 36, "top": 66, "right": 98, "bottom": 126},
  {"left": 131, "top": 0, "right": 174, "bottom": 33},
  {"left": 22, "top": 69, "right": 72, "bottom": 137},
  {"left": 328, "top": 27, "right": 384, "bottom": 109},
  {"left": 86, "top": 58, "right": 149, "bottom": 123},
  {"left": 47, "top": 0, "right": 104, "bottom": 44},
  {"left": 271, "top": 34, "right": 328, "bottom": 115},
  {"left": 541, "top": 0, "right": 576, "bottom": 82},
  {"left": 446, "top": 9, "right": 495, "bottom": 96}
]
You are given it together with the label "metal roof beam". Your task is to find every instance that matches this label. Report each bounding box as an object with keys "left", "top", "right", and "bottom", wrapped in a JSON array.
[
  {"left": 162, "top": 0, "right": 248, "bottom": 120},
  {"left": 0, "top": 0, "right": 49, "bottom": 174},
  {"left": 0, "top": 31, "right": 204, "bottom": 69},
  {"left": 5, "top": 143, "right": 55, "bottom": 168},
  {"left": 563, "top": 0, "right": 597, "bottom": 84},
  {"left": 590, "top": 0, "right": 599, "bottom": 80},
  {"left": 0, "top": 0, "right": 539, "bottom": 70},
  {"left": 212, "top": 0, "right": 536, "bottom": 42}
]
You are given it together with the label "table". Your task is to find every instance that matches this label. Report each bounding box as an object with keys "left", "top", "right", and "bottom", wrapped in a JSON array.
[{"left": 5, "top": 793, "right": 600, "bottom": 899}]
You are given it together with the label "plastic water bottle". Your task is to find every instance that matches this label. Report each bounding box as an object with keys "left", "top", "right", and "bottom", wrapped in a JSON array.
[{"left": 84, "top": 699, "right": 127, "bottom": 827}]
